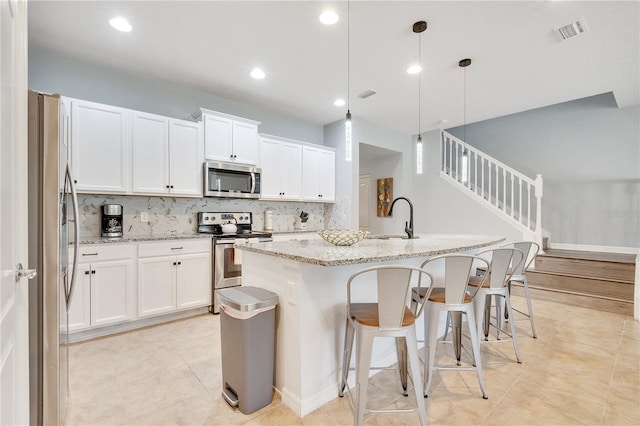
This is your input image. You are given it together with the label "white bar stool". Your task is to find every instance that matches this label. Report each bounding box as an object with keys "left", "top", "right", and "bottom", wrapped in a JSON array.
[
  {"left": 338, "top": 265, "right": 431, "bottom": 426},
  {"left": 468, "top": 247, "right": 526, "bottom": 363},
  {"left": 411, "top": 254, "right": 490, "bottom": 399}
]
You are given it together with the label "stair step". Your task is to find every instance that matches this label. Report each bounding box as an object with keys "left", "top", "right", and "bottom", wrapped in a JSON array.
[
  {"left": 526, "top": 270, "right": 633, "bottom": 301},
  {"left": 536, "top": 249, "right": 635, "bottom": 283},
  {"left": 510, "top": 284, "right": 633, "bottom": 317}
]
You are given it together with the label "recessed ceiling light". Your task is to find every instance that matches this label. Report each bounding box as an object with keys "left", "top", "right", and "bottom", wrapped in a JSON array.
[
  {"left": 319, "top": 10, "right": 339, "bottom": 25},
  {"left": 407, "top": 64, "right": 422, "bottom": 74},
  {"left": 333, "top": 99, "right": 346, "bottom": 107},
  {"left": 250, "top": 68, "right": 266, "bottom": 80},
  {"left": 109, "top": 17, "right": 132, "bottom": 32}
]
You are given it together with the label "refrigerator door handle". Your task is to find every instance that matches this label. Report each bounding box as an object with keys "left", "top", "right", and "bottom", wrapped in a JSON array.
[{"left": 65, "top": 164, "right": 80, "bottom": 307}]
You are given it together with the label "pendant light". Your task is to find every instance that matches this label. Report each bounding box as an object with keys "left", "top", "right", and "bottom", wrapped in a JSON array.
[
  {"left": 459, "top": 58, "right": 471, "bottom": 183},
  {"left": 344, "top": 0, "right": 352, "bottom": 161},
  {"left": 413, "top": 21, "right": 427, "bottom": 174}
]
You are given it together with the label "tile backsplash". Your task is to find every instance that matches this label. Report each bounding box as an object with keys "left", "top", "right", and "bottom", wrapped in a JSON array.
[{"left": 79, "top": 195, "right": 333, "bottom": 238}]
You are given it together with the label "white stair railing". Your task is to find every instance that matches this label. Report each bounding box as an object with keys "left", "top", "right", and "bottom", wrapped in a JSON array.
[{"left": 440, "top": 130, "right": 543, "bottom": 247}]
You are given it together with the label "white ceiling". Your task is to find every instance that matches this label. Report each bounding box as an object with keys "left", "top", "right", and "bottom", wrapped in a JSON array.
[{"left": 28, "top": 1, "right": 640, "bottom": 135}]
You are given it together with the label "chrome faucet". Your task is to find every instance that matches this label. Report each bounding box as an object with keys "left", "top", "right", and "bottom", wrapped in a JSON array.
[{"left": 388, "top": 197, "right": 415, "bottom": 239}]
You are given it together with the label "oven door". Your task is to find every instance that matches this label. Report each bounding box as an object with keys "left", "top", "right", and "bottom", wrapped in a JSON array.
[{"left": 212, "top": 239, "right": 242, "bottom": 313}]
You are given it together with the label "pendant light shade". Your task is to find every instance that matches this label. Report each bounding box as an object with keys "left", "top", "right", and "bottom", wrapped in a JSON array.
[{"left": 413, "top": 20, "right": 427, "bottom": 174}]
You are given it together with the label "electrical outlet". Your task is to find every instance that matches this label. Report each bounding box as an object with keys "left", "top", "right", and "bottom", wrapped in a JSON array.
[
  {"left": 287, "top": 282, "right": 296, "bottom": 306},
  {"left": 140, "top": 211, "right": 149, "bottom": 223}
]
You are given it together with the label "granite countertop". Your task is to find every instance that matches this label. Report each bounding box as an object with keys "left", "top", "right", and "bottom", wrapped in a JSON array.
[
  {"left": 79, "top": 234, "right": 213, "bottom": 245},
  {"left": 235, "top": 234, "right": 505, "bottom": 266}
]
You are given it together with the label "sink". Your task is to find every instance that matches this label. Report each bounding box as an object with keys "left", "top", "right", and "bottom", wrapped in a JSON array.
[{"left": 366, "top": 234, "right": 408, "bottom": 240}]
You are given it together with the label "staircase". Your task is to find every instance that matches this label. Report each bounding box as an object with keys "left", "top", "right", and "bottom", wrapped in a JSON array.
[
  {"left": 439, "top": 131, "right": 544, "bottom": 246},
  {"left": 511, "top": 249, "right": 636, "bottom": 316}
]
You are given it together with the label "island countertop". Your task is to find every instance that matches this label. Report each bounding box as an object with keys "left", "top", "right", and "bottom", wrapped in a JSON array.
[{"left": 236, "top": 233, "right": 505, "bottom": 266}]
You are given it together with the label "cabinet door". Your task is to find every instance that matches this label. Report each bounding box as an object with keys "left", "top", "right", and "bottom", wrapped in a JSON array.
[
  {"left": 68, "top": 264, "right": 91, "bottom": 332},
  {"left": 138, "top": 256, "right": 176, "bottom": 317},
  {"left": 71, "top": 99, "right": 130, "bottom": 193},
  {"left": 203, "top": 114, "right": 233, "bottom": 161},
  {"left": 169, "top": 119, "right": 202, "bottom": 196},
  {"left": 90, "top": 260, "right": 134, "bottom": 327},
  {"left": 176, "top": 253, "right": 211, "bottom": 310},
  {"left": 317, "top": 149, "right": 335, "bottom": 201},
  {"left": 259, "top": 137, "right": 282, "bottom": 199},
  {"left": 302, "top": 146, "right": 320, "bottom": 200},
  {"left": 280, "top": 142, "right": 303, "bottom": 200},
  {"left": 132, "top": 112, "right": 169, "bottom": 194},
  {"left": 231, "top": 121, "right": 258, "bottom": 165}
]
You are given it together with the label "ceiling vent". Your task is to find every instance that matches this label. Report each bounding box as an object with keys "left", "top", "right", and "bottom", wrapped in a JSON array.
[
  {"left": 358, "top": 89, "right": 377, "bottom": 99},
  {"left": 558, "top": 18, "right": 588, "bottom": 40}
]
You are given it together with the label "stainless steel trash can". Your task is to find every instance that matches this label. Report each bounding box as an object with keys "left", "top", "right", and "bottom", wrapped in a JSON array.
[{"left": 218, "top": 286, "right": 279, "bottom": 415}]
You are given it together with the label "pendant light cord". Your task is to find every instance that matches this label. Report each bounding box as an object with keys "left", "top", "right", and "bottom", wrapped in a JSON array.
[
  {"left": 463, "top": 65, "right": 466, "bottom": 142},
  {"left": 347, "top": 0, "right": 350, "bottom": 113},
  {"left": 418, "top": 30, "right": 421, "bottom": 138}
]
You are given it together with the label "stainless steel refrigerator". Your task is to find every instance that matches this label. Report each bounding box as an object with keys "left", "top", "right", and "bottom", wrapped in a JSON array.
[{"left": 27, "top": 91, "right": 79, "bottom": 425}]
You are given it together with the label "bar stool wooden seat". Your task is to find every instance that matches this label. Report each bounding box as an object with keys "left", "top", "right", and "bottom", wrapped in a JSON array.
[{"left": 338, "top": 265, "right": 431, "bottom": 426}]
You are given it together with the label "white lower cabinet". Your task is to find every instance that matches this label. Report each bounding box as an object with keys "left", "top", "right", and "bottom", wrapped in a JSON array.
[
  {"left": 137, "top": 239, "right": 211, "bottom": 317},
  {"left": 68, "top": 244, "right": 135, "bottom": 332}
]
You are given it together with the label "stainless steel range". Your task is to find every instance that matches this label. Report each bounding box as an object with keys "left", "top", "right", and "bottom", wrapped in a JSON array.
[{"left": 198, "top": 212, "right": 272, "bottom": 313}]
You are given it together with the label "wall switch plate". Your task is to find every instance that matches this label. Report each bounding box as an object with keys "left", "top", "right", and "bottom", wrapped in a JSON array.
[{"left": 140, "top": 211, "right": 149, "bottom": 223}]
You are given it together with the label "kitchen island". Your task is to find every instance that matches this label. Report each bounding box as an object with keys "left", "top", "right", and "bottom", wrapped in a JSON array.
[{"left": 237, "top": 234, "right": 504, "bottom": 417}]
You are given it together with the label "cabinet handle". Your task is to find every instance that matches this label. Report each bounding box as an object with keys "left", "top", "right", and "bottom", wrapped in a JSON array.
[
  {"left": 74, "top": 180, "right": 78, "bottom": 184},
  {"left": 84, "top": 271, "right": 90, "bottom": 275},
  {"left": 171, "top": 247, "right": 183, "bottom": 250},
  {"left": 170, "top": 185, "right": 174, "bottom": 189},
  {"left": 91, "top": 270, "right": 96, "bottom": 274},
  {"left": 82, "top": 253, "right": 98, "bottom": 256},
  {"left": 173, "top": 262, "right": 177, "bottom": 266},
  {"left": 177, "top": 261, "right": 182, "bottom": 265},
  {"left": 166, "top": 185, "right": 170, "bottom": 188}
]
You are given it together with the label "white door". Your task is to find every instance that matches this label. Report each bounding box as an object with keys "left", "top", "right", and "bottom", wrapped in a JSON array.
[
  {"left": 0, "top": 0, "right": 30, "bottom": 424},
  {"left": 176, "top": 253, "right": 211, "bottom": 310},
  {"left": 231, "top": 120, "right": 258, "bottom": 164}
]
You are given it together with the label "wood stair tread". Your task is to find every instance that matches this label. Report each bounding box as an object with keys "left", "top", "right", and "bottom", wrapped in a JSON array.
[
  {"left": 540, "top": 249, "right": 636, "bottom": 264},
  {"left": 528, "top": 267, "right": 635, "bottom": 284}
]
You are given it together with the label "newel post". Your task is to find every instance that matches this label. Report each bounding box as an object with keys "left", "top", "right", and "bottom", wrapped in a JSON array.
[{"left": 534, "top": 174, "right": 544, "bottom": 251}]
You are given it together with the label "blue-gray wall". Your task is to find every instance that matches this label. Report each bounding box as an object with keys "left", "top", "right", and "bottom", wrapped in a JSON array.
[
  {"left": 29, "top": 45, "right": 324, "bottom": 145},
  {"left": 448, "top": 93, "right": 640, "bottom": 248}
]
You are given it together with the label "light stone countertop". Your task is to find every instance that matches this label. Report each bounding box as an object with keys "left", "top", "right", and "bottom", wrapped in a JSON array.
[
  {"left": 236, "top": 233, "right": 505, "bottom": 266},
  {"left": 79, "top": 234, "right": 213, "bottom": 245}
]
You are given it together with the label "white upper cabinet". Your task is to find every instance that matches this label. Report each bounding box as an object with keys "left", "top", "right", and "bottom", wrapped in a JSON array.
[
  {"left": 128, "top": 111, "right": 203, "bottom": 197},
  {"left": 259, "top": 135, "right": 302, "bottom": 200},
  {"left": 132, "top": 112, "right": 170, "bottom": 194},
  {"left": 168, "top": 119, "right": 203, "bottom": 196},
  {"left": 302, "top": 146, "right": 335, "bottom": 202},
  {"left": 196, "top": 109, "right": 260, "bottom": 165},
  {"left": 70, "top": 98, "right": 130, "bottom": 193}
]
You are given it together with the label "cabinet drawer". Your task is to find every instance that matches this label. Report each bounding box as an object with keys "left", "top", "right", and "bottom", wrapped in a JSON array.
[
  {"left": 77, "top": 244, "right": 135, "bottom": 262},
  {"left": 138, "top": 239, "right": 211, "bottom": 257}
]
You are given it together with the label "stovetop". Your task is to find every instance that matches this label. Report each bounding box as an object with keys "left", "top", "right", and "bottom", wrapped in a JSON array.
[{"left": 197, "top": 211, "right": 272, "bottom": 240}]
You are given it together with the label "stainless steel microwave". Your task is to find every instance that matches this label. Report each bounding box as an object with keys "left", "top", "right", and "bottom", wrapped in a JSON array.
[{"left": 203, "top": 161, "right": 261, "bottom": 198}]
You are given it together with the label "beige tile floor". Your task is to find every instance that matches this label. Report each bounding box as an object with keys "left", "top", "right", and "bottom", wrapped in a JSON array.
[{"left": 65, "top": 295, "right": 640, "bottom": 425}]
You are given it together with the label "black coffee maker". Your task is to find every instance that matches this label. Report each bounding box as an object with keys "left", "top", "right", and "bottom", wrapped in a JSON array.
[{"left": 101, "top": 204, "right": 123, "bottom": 238}]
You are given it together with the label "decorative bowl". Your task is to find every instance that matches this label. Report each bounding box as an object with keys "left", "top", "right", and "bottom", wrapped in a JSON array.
[{"left": 318, "top": 229, "right": 369, "bottom": 246}]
